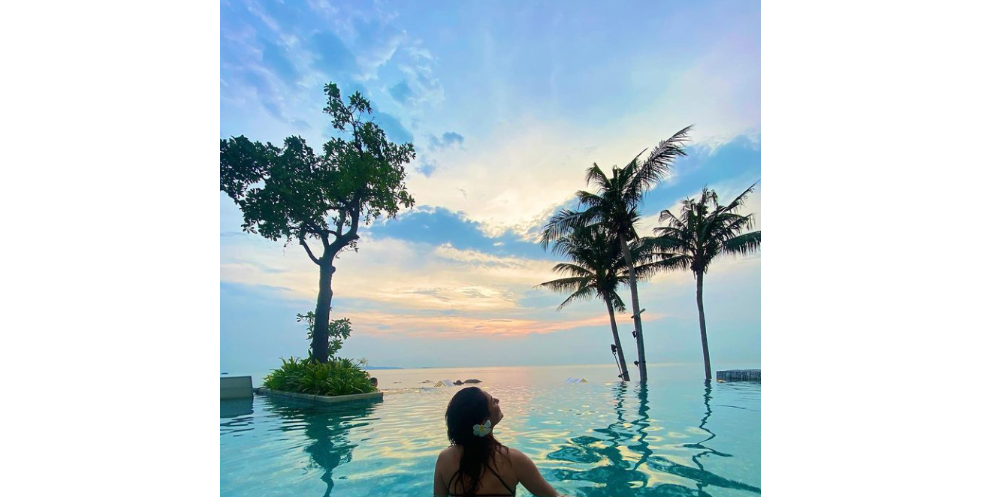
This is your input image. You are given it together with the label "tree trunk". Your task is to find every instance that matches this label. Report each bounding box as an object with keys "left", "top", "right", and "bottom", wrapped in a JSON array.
[
  {"left": 696, "top": 270, "right": 712, "bottom": 381},
  {"left": 619, "top": 238, "right": 648, "bottom": 383},
  {"left": 606, "top": 301, "right": 631, "bottom": 381},
  {"left": 311, "top": 260, "right": 335, "bottom": 363}
]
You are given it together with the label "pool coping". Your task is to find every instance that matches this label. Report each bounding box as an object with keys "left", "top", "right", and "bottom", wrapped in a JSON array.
[{"left": 256, "top": 387, "right": 383, "bottom": 405}]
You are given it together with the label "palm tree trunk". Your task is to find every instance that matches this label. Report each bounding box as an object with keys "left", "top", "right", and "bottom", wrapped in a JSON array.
[
  {"left": 312, "top": 260, "right": 335, "bottom": 363},
  {"left": 695, "top": 270, "right": 712, "bottom": 381},
  {"left": 619, "top": 238, "right": 648, "bottom": 383},
  {"left": 606, "top": 301, "right": 630, "bottom": 381}
]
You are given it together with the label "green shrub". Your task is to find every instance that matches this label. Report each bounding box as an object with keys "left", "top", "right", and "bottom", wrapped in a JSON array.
[
  {"left": 297, "top": 312, "right": 352, "bottom": 359},
  {"left": 263, "top": 357, "right": 376, "bottom": 396}
]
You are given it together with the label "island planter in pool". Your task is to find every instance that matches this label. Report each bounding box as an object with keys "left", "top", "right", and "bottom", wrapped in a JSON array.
[{"left": 257, "top": 387, "right": 384, "bottom": 407}]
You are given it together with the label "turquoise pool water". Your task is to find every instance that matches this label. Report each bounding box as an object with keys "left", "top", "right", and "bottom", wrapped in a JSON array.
[{"left": 221, "top": 364, "right": 760, "bottom": 496}]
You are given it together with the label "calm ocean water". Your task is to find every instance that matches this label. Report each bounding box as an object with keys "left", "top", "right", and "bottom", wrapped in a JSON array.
[{"left": 221, "top": 364, "right": 760, "bottom": 496}]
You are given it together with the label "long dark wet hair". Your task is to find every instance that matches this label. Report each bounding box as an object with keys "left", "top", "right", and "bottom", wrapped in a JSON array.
[{"left": 445, "top": 387, "right": 508, "bottom": 496}]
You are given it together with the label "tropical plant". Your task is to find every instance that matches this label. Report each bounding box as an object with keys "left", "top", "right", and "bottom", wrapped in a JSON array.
[
  {"left": 297, "top": 312, "right": 352, "bottom": 358},
  {"left": 645, "top": 184, "right": 761, "bottom": 381},
  {"left": 220, "top": 82, "right": 416, "bottom": 362},
  {"left": 540, "top": 126, "right": 692, "bottom": 383},
  {"left": 263, "top": 356, "right": 376, "bottom": 396},
  {"left": 537, "top": 226, "right": 655, "bottom": 381}
]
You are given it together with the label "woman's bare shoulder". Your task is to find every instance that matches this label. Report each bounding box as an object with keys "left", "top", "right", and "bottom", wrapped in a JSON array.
[
  {"left": 504, "top": 447, "right": 530, "bottom": 465},
  {"left": 437, "top": 445, "right": 460, "bottom": 463}
]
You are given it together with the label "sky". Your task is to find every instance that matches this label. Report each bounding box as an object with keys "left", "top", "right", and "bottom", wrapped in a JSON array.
[{"left": 220, "top": 0, "right": 760, "bottom": 375}]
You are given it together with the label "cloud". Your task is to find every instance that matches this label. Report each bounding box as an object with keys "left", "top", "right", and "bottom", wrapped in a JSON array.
[
  {"left": 372, "top": 111, "right": 414, "bottom": 143},
  {"left": 389, "top": 80, "right": 414, "bottom": 104},
  {"left": 417, "top": 158, "right": 438, "bottom": 177},
  {"left": 395, "top": 60, "right": 444, "bottom": 108},
  {"left": 402, "top": 119, "right": 612, "bottom": 238},
  {"left": 427, "top": 131, "right": 464, "bottom": 151},
  {"left": 291, "top": 118, "right": 312, "bottom": 131},
  {"left": 350, "top": 18, "right": 406, "bottom": 81},
  {"left": 345, "top": 310, "right": 617, "bottom": 339},
  {"left": 365, "top": 205, "right": 551, "bottom": 261},
  {"left": 402, "top": 118, "right": 761, "bottom": 241},
  {"left": 220, "top": 235, "right": 558, "bottom": 312},
  {"left": 309, "top": 31, "right": 359, "bottom": 79}
]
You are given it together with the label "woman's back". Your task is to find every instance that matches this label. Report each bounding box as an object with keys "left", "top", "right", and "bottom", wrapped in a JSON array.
[
  {"left": 435, "top": 387, "right": 560, "bottom": 497},
  {"left": 436, "top": 445, "right": 517, "bottom": 496}
]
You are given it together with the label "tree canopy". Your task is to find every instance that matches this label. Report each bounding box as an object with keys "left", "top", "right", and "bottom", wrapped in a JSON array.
[
  {"left": 220, "top": 82, "right": 415, "bottom": 263},
  {"left": 646, "top": 183, "right": 761, "bottom": 275}
]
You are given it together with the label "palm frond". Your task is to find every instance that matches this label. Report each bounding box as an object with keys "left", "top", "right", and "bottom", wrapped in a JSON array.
[
  {"left": 657, "top": 209, "right": 685, "bottom": 230},
  {"left": 609, "top": 291, "right": 627, "bottom": 313},
  {"left": 632, "top": 254, "right": 693, "bottom": 280},
  {"left": 720, "top": 182, "right": 757, "bottom": 214},
  {"left": 629, "top": 126, "right": 692, "bottom": 198},
  {"left": 722, "top": 231, "right": 761, "bottom": 256},
  {"left": 540, "top": 208, "right": 595, "bottom": 249},
  {"left": 536, "top": 276, "right": 591, "bottom": 293},
  {"left": 650, "top": 181, "right": 760, "bottom": 274},
  {"left": 584, "top": 163, "right": 609, "bottom": 189},
  {"left": 550, "top": 262, "right": 595, "bottom": 278},
  {"left": 556, "top": 285, "right": 597, "bottom": 311},
  {"left": 575, "top": 190, "right": 605, "bottom": 209}
]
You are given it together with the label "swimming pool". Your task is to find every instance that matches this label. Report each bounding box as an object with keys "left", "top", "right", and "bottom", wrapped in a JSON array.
[{"left": 220, "top": 364, "right": 760, "bottom": 496}]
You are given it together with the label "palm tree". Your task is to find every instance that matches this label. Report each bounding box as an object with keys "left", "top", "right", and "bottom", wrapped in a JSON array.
[
  {"left": 646, "top": 184, "right": 761, "bottom": 381},
  {"left": 537, "top": 226, "right": 651, "bottom": 381},
  {"left": 540, "top": 126, "right": 693, "bottom": 383}
]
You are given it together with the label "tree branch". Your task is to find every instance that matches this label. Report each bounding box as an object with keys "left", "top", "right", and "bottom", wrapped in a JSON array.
[
  {"left": 299, "top": 233, "right": 321, "bottom": 265},
  {"left": 303, "top": 220, "right": 331, "bottom": 248},
  {"left": 335, "top": 207, "right": 347, "bottom": 237}
]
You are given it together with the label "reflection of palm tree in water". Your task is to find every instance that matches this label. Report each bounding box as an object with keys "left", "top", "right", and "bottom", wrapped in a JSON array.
[
  {"left": 547, "top": 383, "right": 654, "bottom": 495},
  {"left": 682, "top": 382, "right": 732, "bottom": 495},
  {"left": 630, "top": 384, "right": 651, "bottom": 472},
  {"left": 269, "top": 398, "right": 379, "bottom": 497},
  {"left": 547, "top": 382, "right": 759, "bottom": 496}
]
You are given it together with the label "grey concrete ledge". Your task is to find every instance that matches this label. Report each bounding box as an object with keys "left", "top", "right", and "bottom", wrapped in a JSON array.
[
  {"left": 716, "top": 369, "right": 761, "bottom": 382},
  {"left": 258, "top": 387, "right": 383, "bottom": 405},
  {"left": 221, "top": 376, "right": 253, "bottom": 399}
]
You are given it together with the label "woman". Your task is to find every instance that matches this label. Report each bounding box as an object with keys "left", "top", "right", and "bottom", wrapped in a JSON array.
[{"left": 434, "top": 387, "right": 561, "bottom": 497}]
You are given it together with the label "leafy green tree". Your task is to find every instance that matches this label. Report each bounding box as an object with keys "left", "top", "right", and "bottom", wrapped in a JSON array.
[
  {"left": 540, "top": 126, "right": 692, "bottom": 383},
  {"left": 537, "top": 226, "right": 657, "bottom": 381},
  {"left": 645, "top": 184, "right": 761, "bottom": 381},
  {"left": 297, "top": 312, "right": 352, "bottom": 358},
  {"left": 220, "top": 82, "right": 415, "bottom": 362}
]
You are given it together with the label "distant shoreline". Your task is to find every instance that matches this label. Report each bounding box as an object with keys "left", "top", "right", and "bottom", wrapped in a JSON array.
[{"left": 231, "top": 362, "right": 756, "bottom": 379}]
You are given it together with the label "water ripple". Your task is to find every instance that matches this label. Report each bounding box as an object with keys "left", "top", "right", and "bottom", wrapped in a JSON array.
[{"left": 222, "top": 366, "right": 759, "bottom": 497}]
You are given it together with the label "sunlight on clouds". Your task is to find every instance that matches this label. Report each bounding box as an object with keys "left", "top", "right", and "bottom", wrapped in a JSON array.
[
  {"left": 407, "top": 112, "right": 757, "bottom": 241},
  {"left": 220, "top": 230, "right": 694, "bottom": 340},
  {"left": 221, "top": 235, "right": 560, "bottom": 312},
  {"left": 405, "top": 119, "right": 643, "bottom": 239},
  {"left": 347, "top": 309, "right": 666, "bottom": 339}
]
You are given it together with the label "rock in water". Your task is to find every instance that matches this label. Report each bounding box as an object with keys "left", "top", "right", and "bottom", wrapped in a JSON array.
[
  {"left": 464, "top": 379, "right": 482, "bottom": 384},
  {"left": 453, "top": 380, "right": 464, "bottom": 385}
]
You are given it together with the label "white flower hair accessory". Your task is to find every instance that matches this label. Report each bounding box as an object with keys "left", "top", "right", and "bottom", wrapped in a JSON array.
[{"left": 472, "top": 419, "right": 492, "bottom": 437}]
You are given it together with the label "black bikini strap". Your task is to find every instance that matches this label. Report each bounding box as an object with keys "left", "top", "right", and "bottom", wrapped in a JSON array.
[
  {"left": 447, "top": 469, "right": 460, "bottom": 495},
  {"left": 483, "top": 461, "right": 515, "bottom": 494},
  {"left": 448, "top": 464, "right": 515, "bottom": 496}
]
